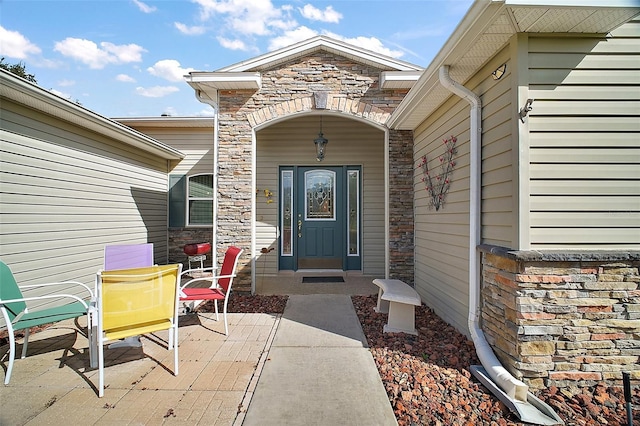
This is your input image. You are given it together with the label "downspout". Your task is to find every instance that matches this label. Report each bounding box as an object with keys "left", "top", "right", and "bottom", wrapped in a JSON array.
[
  {"left": 195, "top": 89, "right": 219, "bottom": 270},
  {"left": 438, "top": 66, "right": 528, "bottom": 402}
]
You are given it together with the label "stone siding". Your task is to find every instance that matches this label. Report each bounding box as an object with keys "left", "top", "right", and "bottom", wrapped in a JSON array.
[
  {"left": 213, "top": 51, "right": 414, "bottom": 288},
  {"left": 479, "top": 245, "right": 640, "bottom": 392},
  {"left": 388, "top": 129, "right": 415, "bottom": 284}
]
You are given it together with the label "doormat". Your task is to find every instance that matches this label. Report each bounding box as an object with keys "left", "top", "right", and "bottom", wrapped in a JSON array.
[{"left": 302, "top": 276, "right": 345, "bottom": 283}]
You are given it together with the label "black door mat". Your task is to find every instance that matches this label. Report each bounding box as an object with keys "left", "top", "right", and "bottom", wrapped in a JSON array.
[{"left": 302, "top": 276, "right": 345, "bottom": 283}]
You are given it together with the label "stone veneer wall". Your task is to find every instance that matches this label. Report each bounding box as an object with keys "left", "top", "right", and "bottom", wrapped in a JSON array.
[
  {"left": 479, "top": 245, "right": 640, "bottom": 392},
  {"left": 388, "top": 129, "right": 415, "bottom": 285},
  {"left": 213, "top": 51, "right": 415, "bottom": 290}
]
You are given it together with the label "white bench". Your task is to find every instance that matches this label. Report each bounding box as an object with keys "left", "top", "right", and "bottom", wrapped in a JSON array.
[{"left": 373, "top": 279, "right": 421, "bottom": 335}]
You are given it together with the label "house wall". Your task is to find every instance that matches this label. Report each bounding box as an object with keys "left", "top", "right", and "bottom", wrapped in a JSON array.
[
  {"left": 0, "top": 100, "right": 170, "bottom": 320},
  {"left": 121, "top": 124, "right": 216, "bottom": 267},
  {"left": 217, "top": 51, "right": 414, "bottom": 291},
  {"left": 255, "top": 115, "right": 385, "bottom": 277},
  {"left": 526, "top": 19, "right": 640, "bottom": 248},
  {"left": 476, "top": 21, "right": 640, "bottom": 391},
  {"left": 413, "top": 45, "right": 515, "bottom": 334}
]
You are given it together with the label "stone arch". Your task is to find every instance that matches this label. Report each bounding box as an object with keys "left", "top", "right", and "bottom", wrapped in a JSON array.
[{"left": 246, "top": 94, "right": 391, "bottom": 128}]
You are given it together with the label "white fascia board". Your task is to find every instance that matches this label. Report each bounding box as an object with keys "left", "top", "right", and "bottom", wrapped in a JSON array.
[
  {"left": 218, "top": 35, "right": 422, "bottom": 72},
  {"left": 185, "top": 72, "right": 262, "bottom": 90},
  {"left": 380, "top": 71, "right": 423, "bottom": 89},
  {"left": 388, "top": 0, "right": 499, "bottom": 129},
  {"left": 501, "top": 0, "right": 640, "bottom": 7},
  {"left": 0, "top": 69, "right": 184, "bottom": 160}
]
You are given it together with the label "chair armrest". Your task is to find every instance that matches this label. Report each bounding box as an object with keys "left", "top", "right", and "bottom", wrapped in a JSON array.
[
  {"left": 181, "top": 266, "right": 217, "bottom": 276},
  {"left": 18, "top": 281, "right": 95, "bottom": 300},
  {"left": 1, "top": 293, "right": 91, "bottom": 309}
]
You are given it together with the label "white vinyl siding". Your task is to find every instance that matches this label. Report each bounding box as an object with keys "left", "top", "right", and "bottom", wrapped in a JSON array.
[
  {"left": 255, "top": 115, "right": 385, "bottom": 276},
  {"left": 527, "top": 20, "right": 640, "bottom": 248},
  {"left": 412, "top": 46, "right": 515, "bottom": 335},
  {"left": 132, "top": 127, "right": 214, "bottom": 176},
  {"left": 0, "top": 101, "right": 169, "bottom": 310}
]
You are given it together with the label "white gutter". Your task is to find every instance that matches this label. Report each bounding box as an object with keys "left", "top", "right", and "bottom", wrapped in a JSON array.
[
  {"left": 438, "top": 65, "right": 529, "bottom": 402},
  {"left": 194, "top": 89, "right": 220, "bottom": 271}
]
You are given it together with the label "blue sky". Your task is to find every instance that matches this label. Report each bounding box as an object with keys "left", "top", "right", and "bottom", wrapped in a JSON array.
[{"left": 1, "top": 0, "right": 474, "bottom": 118}]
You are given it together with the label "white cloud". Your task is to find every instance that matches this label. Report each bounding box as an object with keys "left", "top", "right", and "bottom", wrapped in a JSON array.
[
  {"left": 57, "top": 79, "right": 75, "bottom": 87},
  {"left": 217, "top": 37, "right": 249, "bottom": 51},
  {"left": 268, "top": 26, "right": 318, "bottom": 51},
  {"left": 322, "top": 32, "right": 404, "bottom": 58},
  {"left": 54, "top": 38, "right": 146, "bottom": 69},
  {"left": 193, "top": 0, "right": 296, "bottom": 36},
  {"left": 116, "top": 74, "right": 136, "bottom": 83},
  {"left": 299, "top": 5, "right": 342, "bottom": 23},
  {"left": 0, "top": 26, "right": 41, "bottom": 59},
  {"left": 49, "top": 88, "right": 72, "bottom": 100},
  {"left": 147, "top": 59, "right": 195, "bottom": 82},
  {"left": 135, "top": 85, "right": 180, "bottom": 97},
  {"left": 174, "top": 22, "right": 207, "bottom": 35},
  {"left": 132, "top": 0, "right": 156, "bottom": 13}
]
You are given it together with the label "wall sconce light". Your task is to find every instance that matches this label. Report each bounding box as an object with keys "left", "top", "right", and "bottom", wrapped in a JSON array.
[
  {"left": 492, "top": 64, "right": 506, "bottom": 80},
  {"left": 519, "top": 98, "right": 534, "bottom": 123},
  {"left": 314, "top": 116, "right": 328, "bottom": 162}
]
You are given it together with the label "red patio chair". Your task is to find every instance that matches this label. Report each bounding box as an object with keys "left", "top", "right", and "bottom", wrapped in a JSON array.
[{"left": 179, "top": 246, "right": 243, "bottom": 336}]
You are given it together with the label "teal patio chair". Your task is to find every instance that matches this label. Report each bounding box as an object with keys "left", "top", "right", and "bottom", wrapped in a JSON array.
[{"left": 0, "top": 260, "right": 94, "bottom": 384}]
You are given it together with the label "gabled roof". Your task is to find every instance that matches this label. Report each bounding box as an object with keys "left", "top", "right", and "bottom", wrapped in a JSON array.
[
  {"left": 388, "top": 0, "right": 640, "bottom": 130},
  {"left": 0, "top": 69, "right": 184, "bottom": 160},
  {"left": 185, "top": 36, "right": 424, "bottom": 99},
  {"left": 218, "top": 35, "right": 423, "bottom": 73}
]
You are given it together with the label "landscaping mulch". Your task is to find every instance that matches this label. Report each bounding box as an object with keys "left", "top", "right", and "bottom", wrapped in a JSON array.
[{"left": 352, "top": 294, "right": 640, "bottom": 426}]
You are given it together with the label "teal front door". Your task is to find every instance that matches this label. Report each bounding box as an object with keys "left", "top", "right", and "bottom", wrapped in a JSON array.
[
  {"left": 297, "top": 167, "right": 344, "bottom": 269},
  {"left": 279, "top": 166, "right": 361, "bottom": 271}
]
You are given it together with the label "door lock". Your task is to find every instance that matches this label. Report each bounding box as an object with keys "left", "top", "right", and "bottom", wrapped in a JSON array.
[{"left": 297, "top": 219, "right": 302, "bottom": 238}]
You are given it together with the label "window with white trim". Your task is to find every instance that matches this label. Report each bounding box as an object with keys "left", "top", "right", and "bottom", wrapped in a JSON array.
[{"left": 187, "top": 174, "right": 213, "bottom": 225}]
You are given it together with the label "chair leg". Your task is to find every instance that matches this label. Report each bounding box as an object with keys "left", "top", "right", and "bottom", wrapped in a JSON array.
[
  {"left": 98, "top": 339, "right": 105, "bottom": 397},
  {"left": 173, "top": 324, "right": 179, "bottom": 376},
  {"left": 21, "top": 328, "right": 30, "bottom": 359},
  {"left": 223, "top": 298, "right": 229, "bottom": 336},
  {"left": 4, "top": 331, "right": 16, "bottom": 385},
  {"left": 214, "top": 300, "right": 219, "bottom": 321}
]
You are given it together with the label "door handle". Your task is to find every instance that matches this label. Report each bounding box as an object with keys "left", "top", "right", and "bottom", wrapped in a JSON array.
[{"left": 298, "top": 219, "right": 302, "bottom": 238}]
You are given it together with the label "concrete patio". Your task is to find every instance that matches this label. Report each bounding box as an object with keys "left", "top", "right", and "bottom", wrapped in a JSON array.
[{"left": 0, "top": 273, "right": 382, "bottom": 425}]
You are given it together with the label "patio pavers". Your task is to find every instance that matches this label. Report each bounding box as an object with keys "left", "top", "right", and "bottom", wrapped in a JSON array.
[{"left": 0, "top": 312, "right": 279, "bottom": 425}]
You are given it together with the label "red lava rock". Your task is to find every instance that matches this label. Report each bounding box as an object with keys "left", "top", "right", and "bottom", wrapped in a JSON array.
[{"left": 351, "top": 295, "right": 640, "bottom": 426}]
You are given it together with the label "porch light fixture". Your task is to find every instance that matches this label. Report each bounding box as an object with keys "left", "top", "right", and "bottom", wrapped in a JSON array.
[
  {"left": 314, "top": 116, "right": 328, "bottom": 162},
  {"left": 492, "top": 63, "right": 506, "bottom": 80}
]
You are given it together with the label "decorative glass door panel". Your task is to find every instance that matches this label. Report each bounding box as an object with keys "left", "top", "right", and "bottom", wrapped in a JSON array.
[{"left": 305, "top": 170, "right": 335, "bottom": 220}]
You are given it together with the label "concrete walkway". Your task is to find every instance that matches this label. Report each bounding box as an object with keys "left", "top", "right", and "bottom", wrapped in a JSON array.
[{"left": 240, "top": 294, "right": 397, "bottom": 426}]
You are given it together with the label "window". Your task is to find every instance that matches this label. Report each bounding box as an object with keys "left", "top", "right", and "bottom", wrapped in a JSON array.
[{"left": 187, "top": 174, "right": 213, "bottom": 225}]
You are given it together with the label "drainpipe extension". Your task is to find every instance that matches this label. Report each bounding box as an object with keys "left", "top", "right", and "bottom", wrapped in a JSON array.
[
  {"left": 438, "top": 66, "right": 528, "bottom": 402},
  {"left": 195, "top": 89, "right": 219, "bottom": 269}
]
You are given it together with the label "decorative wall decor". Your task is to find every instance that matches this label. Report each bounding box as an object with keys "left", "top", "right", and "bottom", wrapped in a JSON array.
[{"left": 418, "top": 135, "right": 457, "bottom": 211}]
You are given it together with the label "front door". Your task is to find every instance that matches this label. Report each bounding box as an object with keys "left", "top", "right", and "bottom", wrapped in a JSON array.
[
  {"left": 297, "top": 167, "right": 343, "bottom": 269},
  {"left": 278, "top": 166, "right": 361, "bottom": 271}
]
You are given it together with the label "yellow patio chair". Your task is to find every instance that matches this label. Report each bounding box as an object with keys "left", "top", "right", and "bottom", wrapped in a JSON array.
[
  {"left": 95, "top": 263, "right": 182, "bottom": 397},
  {"left": 0, "top": 260, "right": 94, "bottom": 385}
]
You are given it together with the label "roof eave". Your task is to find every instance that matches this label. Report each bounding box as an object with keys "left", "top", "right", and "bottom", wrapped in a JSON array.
[
  {"left": 217, "top": 35, "right": 423, "bottom": 72},
  {"left": 380, "top": 71, "right": 423, "bottom": 89},
  {"left": 388, "top": 0, "right": 640, "bottom": 130}
]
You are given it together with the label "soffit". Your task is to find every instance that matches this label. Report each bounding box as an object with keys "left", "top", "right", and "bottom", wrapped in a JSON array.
[{"left": 388, "top": 1, "right": 640, "bottom": 130}]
